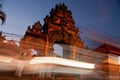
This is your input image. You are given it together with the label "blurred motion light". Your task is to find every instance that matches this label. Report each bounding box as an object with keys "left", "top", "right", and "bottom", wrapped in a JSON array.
[
  {"left": 0, "top": 56, "right": 13, "bottom": 63},
  {"left": 30, "top": 57, "right": 95, "bottom": 69}
]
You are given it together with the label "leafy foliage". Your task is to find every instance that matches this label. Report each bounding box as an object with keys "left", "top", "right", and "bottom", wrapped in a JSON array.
[{"left": 0, "top": 4, "right": 6, "bottom": 25}]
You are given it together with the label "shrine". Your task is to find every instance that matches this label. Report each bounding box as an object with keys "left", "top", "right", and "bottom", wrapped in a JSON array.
[{"left": 20, "top": 3, "right": 84, "bottom": 59}]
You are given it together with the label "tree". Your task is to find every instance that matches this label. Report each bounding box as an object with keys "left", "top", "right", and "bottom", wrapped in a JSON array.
[{"left": 0, "top": 4, "right": 6, "bottom": 25}]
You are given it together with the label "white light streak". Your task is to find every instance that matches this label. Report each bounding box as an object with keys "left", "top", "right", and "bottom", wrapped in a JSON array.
[
  {"left": 30, "top": 57, "right": 95, "bottom": 69},
  {"left": 0, "top": 56, "right": 13, "bottom": 63}
]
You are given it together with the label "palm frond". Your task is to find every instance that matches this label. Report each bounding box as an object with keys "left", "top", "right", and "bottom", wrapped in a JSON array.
[{"left": 0, "top": 10, "right": 6, "bottom": 24}]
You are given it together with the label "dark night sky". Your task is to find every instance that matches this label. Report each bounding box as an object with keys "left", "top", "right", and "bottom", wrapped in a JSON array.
[{"left": 0, "top": 0, "right": 120, "bottom": 48}]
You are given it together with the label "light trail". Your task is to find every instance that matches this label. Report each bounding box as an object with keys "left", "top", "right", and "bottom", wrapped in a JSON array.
[
  {"left": 0, "top": 55, "right": 13, "bottom": 63},
  {"left": 30, "top": 57, "right": 95, "bottom": 69}
]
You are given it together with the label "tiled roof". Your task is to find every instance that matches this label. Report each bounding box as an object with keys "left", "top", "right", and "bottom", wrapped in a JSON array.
[{"left": 94, "top": 43, "right": 120, "bottom": 55}]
